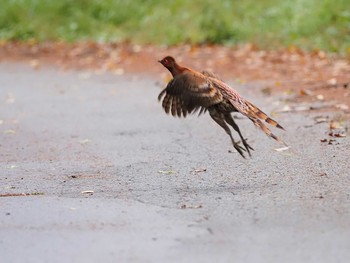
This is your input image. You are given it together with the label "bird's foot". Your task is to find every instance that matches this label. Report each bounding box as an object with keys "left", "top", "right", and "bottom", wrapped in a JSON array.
[
  {"left": 232, "top": 141, "right": 246, "bottom": 158},
  {"left": 242, "top": 139, "right": 254, "bottom": 157}
]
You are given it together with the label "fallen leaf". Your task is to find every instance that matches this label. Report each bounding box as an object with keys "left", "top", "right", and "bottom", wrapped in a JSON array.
[
  {"left": 3, "top": 129, "right": 16, "bottom": 134},
  {"left": 327, "top": 78, "right": 337, "bottom": 85},
  {"left": 0, "top": 192, "right": 44, "bottom": 197},
  {"left": 81, "top": 190, "right": 94, "bottom": 194},
  {"left": 158, "top": 170, "right": 176, "bottom": 175},
  {"left": 30, "top": 59, "right": 40, "bottom": 69},
  {"left": 328, "top": 139, "right": 337, "bottom": 145},
  {"left": 329, "top": 132, "right": 346, "bottom": 138},
  {"left": 79, "top": 139, "right": 90, "bottom": 144},
  {"left": 31, "top": 192, "right": 44, "bottom": 195},
  {"left": 334, "top": 133, "right": 346, "bottom": 138},
  {"left": 299, "top": 89, "right": 313, "bottom": 96},
  {"left": 274, "top": 146, "right": 290, "bottom": 152},
  {"left": 113, "top": 68, "right": 124, "bottom": 75},
  {"left": 276, "top": 103, "right": 335, "bottom": 113},
  {"left": 193, "top": 168, "right": 207, "bottom": 173},
  {"left": 276, "top": 105, "right": 309, "bottom": 113},
  {"left": 5, "top": 93, "right": 15, "bottom": 104},
  {"left": 277, "top": 105, "right": 292, "bottom": 112},
  {"left": 329, "top": 120, "right": 343, "bottom": 129},
  {"left": 235, "top": 78, "right": 246, "bottom": 84},
  {"left": 314, "top": 195, "right": 324, "bottom": 199},
  {"left": 261, "top": 87, "right": 272, "bottom": 95},
  {"left": 316, "top": 50, "right": 326, "bottom": 59},
  {"left": 335, "top": 104, "right": 349, "bottom": 111},
  {"left": 180, "top": 204, "right": 203, "bottom": 209},
  {"left": 316, "top": 94, "right": 324, "bottom": 100},
  {"left": 284, "top": 89, "right": 294, "bottom": 95},
  {"left": 314, "top": 116, "right": 328, "bottom": 124},
  {"left": 132, "top": 44, "right": 142, "bottom": 53}
]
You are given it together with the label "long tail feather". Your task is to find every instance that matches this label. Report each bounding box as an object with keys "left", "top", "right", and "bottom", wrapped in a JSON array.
[
  {"left": 252, "top": 118, "right": 286, "bottom": 145},
  {"left": 247, "top": 101, "right": 285, "bottom": 130}
]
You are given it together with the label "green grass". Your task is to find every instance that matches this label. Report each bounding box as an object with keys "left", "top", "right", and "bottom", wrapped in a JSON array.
[{"left": 0, "top": 0, "right": 349, "bottom": 53}]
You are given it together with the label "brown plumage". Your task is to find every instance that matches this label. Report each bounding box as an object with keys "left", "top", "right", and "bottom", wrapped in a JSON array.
[{"left": 158, "top": 56, "right": 285, "bottom": 158}]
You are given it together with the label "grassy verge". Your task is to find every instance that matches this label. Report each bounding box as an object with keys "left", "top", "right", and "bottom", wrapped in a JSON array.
[{"left": 0, "top": 0, "right": 349, "bottom": 53}]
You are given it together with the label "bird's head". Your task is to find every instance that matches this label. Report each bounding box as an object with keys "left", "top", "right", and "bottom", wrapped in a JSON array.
[{"left": 158, "top": 56, "right": 176, "bottom": 69}]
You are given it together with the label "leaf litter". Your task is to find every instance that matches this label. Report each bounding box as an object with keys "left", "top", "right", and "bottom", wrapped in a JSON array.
[
  {"left": 1, "top": 41, "right": 349, "bottom": 115},
  {"left": 158, "top": 170, "right": 176, "bottom": 175}
]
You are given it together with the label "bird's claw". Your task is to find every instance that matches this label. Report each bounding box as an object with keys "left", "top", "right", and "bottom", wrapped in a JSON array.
[
  {"left": 233, "top": 141, "right": 246, "bottom": 158},
  {"left": 242, "top": 138, "right": 254, "bottom": 157}
]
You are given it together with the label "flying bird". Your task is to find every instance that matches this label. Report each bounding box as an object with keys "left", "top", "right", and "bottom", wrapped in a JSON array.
[{"left": 158, "top": 56, "right": 285, "bottom": 158}]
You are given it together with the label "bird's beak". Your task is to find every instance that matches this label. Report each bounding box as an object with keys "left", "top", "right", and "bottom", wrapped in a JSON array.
[{"left": 158, "top": 60, "right": 162, "bottom": 63}]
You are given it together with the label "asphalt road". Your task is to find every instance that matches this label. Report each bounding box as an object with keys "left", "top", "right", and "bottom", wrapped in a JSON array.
[{"left": 1, "top": 63, "right": 349, "bottom": 263}]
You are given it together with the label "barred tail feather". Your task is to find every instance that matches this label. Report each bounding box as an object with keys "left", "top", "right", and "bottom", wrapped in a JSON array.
[
  {"left": 266, "top": 117, "right": 285, "bottom": 130},
  {"left": 247, "top": 101, "right": 285, "bottom": 130},
  {"left": 252, "top": 118, "right": 286, "bottom": 145}
]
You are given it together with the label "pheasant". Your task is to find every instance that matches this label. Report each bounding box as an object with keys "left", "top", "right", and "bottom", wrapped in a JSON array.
[{"left": 158, "top": 56, "right": 285, "bottom": 158}]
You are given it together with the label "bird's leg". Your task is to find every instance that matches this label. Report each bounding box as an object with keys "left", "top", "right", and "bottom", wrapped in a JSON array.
[
  {"left": 209, "top": 110, "right": 246, "bottom": 158},
  {"left": 224, "top": 114, "right": 254, "bottom": 157}
]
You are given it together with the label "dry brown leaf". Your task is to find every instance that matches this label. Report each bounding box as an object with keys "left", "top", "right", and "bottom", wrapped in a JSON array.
[
  {"left": 193, "top": 168, "right": 207, "bottom": 173},
  {"left": 299, "top": 89, "right": 313, "bottom": 96},
  {"left": 329, "top": 132, "right": 346, "bottom": 138},
  {"left": 261, "top": 87, "right": 272, "bottom": 95},
  {"left": 81, "top": 190, "right": 94, "bottom": 194},
  {"left": 329, "top": 121, "right": 342, "bottom": 129}
]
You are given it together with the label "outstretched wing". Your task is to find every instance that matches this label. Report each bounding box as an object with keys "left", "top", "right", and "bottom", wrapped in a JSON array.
[
  {"left": 201, "top": 70, "right": 223, "bottom": 81},
  {"left": 158, "top": 72, "right": 223, "bottom": 117}
]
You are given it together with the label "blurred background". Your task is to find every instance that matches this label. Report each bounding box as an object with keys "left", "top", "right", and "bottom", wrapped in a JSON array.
[{"left": 1, "top": 0, "right": 349, "bottom": 54}]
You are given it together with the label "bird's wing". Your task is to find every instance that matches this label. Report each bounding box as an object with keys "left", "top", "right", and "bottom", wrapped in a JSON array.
[
  {"left": 201, "top": 70, "right": 223, "bottom": 81},
  {"left": 158, "top": 72, "right": 223, "bottom": 117}
]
